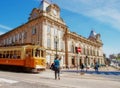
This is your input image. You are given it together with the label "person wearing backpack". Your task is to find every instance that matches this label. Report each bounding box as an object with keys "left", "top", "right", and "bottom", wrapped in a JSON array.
[
  {"left": 80, "top": 63, "right": 84, "bottom": 72},
  {"left": 54, "top": 55, "right": 60, "bottom": 80},
  {"left": 50, "top": 63, "right": 55, "bottom": 71},
  {"left": 94, "top": 62, "right": 99, "bottom": 72}
]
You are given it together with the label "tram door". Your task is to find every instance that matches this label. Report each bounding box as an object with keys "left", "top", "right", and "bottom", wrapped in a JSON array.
[{"left": 25, "top": 49, "right": 32, "bottom": 67}]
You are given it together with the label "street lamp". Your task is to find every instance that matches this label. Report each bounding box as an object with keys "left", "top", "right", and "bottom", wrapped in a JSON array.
[{"left": 54, "top": 36, "right": 59, "bottom": 57}]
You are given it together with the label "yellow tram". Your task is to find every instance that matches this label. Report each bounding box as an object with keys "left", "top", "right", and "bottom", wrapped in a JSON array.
[{"left": 0, "top": 45, "right": 46, "bottom": 72}]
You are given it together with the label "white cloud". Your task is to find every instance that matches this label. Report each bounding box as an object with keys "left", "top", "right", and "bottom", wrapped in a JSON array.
[
  {"left": 54, "top": 0, "right": 120, "bottom": 31},
  {"left": 0, "top": 24, "right": 12, "bottom": 35},
  {"left": 0, "top": 24, "right": 12, "bottom": 30}
]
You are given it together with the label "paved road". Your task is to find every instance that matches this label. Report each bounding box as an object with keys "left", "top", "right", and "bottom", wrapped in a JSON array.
[{"left": 0, "top": 68, "right": 120, "bottom": 88}]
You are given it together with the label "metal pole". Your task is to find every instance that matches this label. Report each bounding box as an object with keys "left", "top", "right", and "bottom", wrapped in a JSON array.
[{"left": 86, "top": 56, "right": 88, "bottom": 72}]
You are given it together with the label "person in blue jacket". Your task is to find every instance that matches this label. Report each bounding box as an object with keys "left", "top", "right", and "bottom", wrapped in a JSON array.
[
  {"left": 94, "top": 62, "right": 99, "bottom": 72},
  {"left": 54, "top": 55, "right": 60, "bottom": 80}
]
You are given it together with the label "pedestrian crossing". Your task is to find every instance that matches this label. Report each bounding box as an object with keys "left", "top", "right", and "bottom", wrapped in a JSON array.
[
  {"left": 0, "top": 78, "right": 18, "bottom": 87},
  {"left": 0, "top": 78, "right": 18, "bottom": 84}
]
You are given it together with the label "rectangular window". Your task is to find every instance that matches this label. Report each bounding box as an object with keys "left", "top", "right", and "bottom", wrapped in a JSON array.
[
  {"left": 13, "top": 36, "right": 15, "bottom": 43},
  {"left": 4, "top": 40, "right": 5, "bottom": 45},
  {"left": 47, "top": 38, "right": 51, "bottom": 48},
  {"left": 47, "top": 25, "right": 51, "bottom": 34},
  {"left": 15, "top": 35, "right": 18, "bottom": 41},
  {"left": 61, "top": 41, "right": 64, "bottom": 51},
  {"left": 22, "top": 31, "right": 27, "bottom": 39},
  {"left": 60, "top": 30, "right": 63, "bottom": 38},
  {"left": 32, "top": 27, "right": 36, "bottom": 35},
  {"left": 71, "top": 45, "right": 74, "bottom": 53},
  {"left": 54, "top": 28, "right": 57, "bottom": 36},
  {"left": 19, "top": 33, "right": 22, "bottom": 40}
]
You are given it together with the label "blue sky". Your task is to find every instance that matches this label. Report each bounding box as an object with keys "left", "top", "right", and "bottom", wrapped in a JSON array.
[{"left": 0, "top": 0, "right": 120, "bottom": 57}]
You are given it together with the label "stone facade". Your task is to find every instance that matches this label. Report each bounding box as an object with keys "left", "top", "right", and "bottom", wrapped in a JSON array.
[{"left": 0, "top": 0, "right": 104, "bottom": 68}]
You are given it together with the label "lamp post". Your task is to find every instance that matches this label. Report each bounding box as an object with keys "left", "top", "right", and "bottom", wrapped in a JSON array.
[{"left": 54, "top": 36, "right": 59, "bottom": 57}]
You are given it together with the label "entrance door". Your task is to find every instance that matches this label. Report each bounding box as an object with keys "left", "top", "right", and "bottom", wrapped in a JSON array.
[
  {"left": 71, "top": 56, "right": 75, "bottom": 66},
  {"left": 79, "top": 58, "right": 82, "bottom": 66}
]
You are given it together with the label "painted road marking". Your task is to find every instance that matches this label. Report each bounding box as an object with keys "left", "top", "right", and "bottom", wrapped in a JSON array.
[{"left": 0, "top": 78, "right": 18, "bottom": 84}]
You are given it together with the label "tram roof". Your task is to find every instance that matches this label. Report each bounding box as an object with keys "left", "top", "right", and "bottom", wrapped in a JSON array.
[{"left": 0, "top": 45, "right": 45, "bottom": 50}]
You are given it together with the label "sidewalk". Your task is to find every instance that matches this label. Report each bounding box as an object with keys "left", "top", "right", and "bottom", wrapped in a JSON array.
[
  {"left": 38, "top": 66, "right": 120, "bottom": 81},
  {"left": 39, "top": 69, "right": 95, "bottom": 79},
  {"left": 62, "top": 66, "right": 119, "bottom": 72}
]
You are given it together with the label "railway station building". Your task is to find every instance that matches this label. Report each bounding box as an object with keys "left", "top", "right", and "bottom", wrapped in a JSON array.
[{"left": 0, "top": 0, "right": 105, "bottom": 68}]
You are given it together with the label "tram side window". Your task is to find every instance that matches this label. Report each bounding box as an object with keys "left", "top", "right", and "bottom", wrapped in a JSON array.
[
  {"left": 17, "top": 51, "right": 21, "bottom": 59},
  {"left": 12, "top": 50, "right": 21, "bottom": 59},
  {"left": 3, "top": 51, "right": 6, "bottom": 58},
  {"left": 9, "top": 51, "right": 13, "bottom": 58},
  {"left": 0, "top": 51, "right": 2, "bottom": 58},
  {"left": 0, "top": 51, "right": 6, "bottom": 58},
  {"left": 0, "top": 50, "right": 21, "bottom": 59},
  {"left": 6, "top": 51, "right": 9, "bottom": 58},
  {"left": 12, "top": 51, "right": 17, "bottom": 59},
  {"left": 2, "top": 51, "right": 10, "bottom": 58},
  {"left": 26, "top": 49, "right": 32, "bottom": 57}
]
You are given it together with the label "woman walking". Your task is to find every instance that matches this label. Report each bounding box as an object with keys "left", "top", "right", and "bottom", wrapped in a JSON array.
[{"left": 54, "top": 56, "right": 60, "bottom": 80}]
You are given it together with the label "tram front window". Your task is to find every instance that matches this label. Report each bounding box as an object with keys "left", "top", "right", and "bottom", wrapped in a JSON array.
[{"left": 35, "top": 49, "right": 40, "bottom": 57}]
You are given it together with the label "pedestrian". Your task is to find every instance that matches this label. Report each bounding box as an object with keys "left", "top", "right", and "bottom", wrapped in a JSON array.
[
  {"left": 54, "top": 55, "right": 60, "bottom": 80},
  {"left": 94, "top": 62, "right": 99, "bottom": 72},
  {"left": 80, "top": 63, "right": 84, "bottom": 72}
]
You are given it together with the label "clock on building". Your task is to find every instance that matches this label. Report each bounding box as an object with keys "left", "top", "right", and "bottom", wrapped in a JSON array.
[{"left": 53, "top": 9, "right": 57, "bottom": 16}]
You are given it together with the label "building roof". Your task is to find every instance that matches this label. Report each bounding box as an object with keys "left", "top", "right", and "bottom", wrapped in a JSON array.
[{"left": 89, "top": 30, "right": 97, "bottom": 38}]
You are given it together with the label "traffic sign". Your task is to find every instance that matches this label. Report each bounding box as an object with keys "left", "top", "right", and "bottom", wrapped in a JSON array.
[
  {"left": 77, "top": 47, "right": 81, "bottom": 52},
  {"left": 75, "top": 47, "right": 81, "bottom": 53}
]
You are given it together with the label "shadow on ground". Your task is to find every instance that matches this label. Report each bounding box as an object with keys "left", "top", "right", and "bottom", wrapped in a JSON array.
[{"left": 62, "top": 70, "right": 120, "bottom": 76}]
